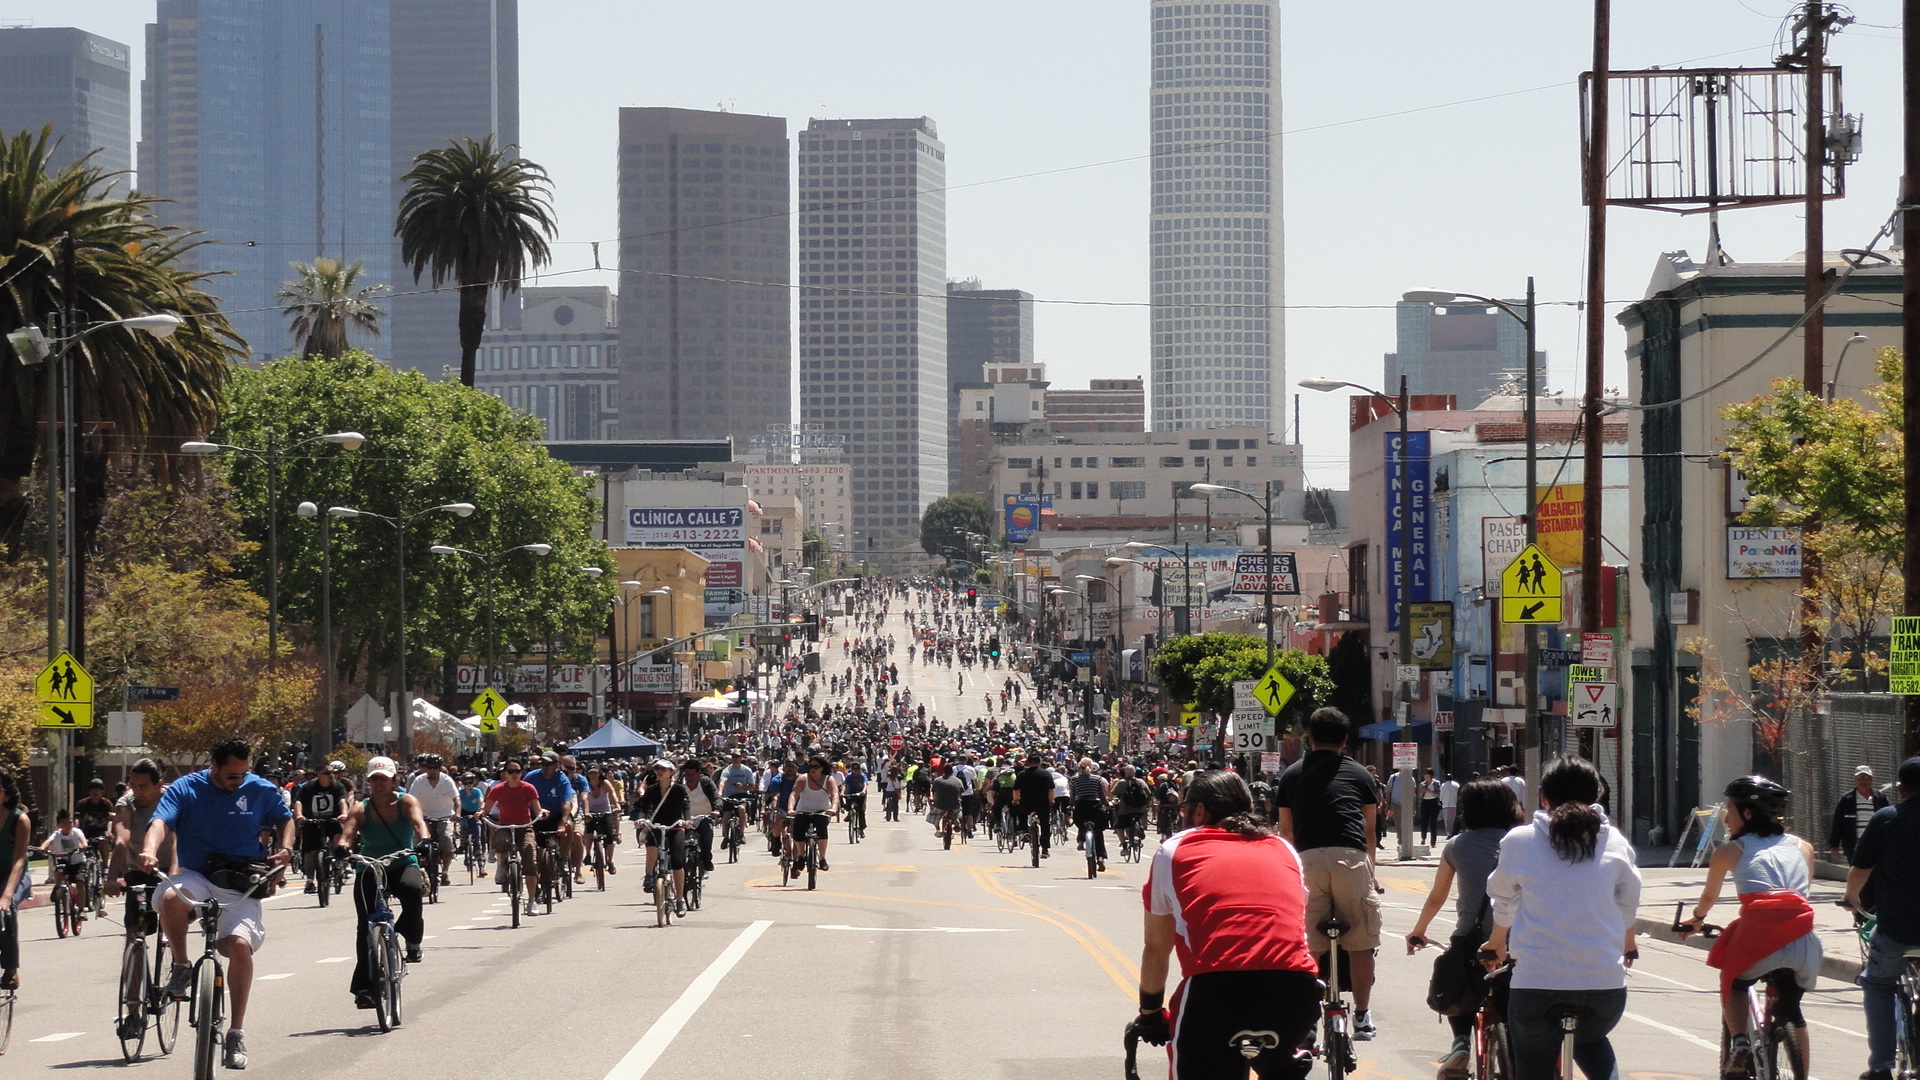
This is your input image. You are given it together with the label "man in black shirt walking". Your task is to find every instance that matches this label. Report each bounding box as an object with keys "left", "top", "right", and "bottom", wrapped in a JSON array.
[{"left": 1276, "top": 707, "right": 1383, "bottom": 1041}]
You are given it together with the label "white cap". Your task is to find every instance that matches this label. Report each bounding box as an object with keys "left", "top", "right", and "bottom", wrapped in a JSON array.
[{"left": 366, "top": 756, "right": 397, "bottom": 778}]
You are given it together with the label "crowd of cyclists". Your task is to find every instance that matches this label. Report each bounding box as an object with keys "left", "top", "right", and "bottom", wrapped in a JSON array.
[{"left": 0, "top": 578, "right": 1912, "bottom": 1080}]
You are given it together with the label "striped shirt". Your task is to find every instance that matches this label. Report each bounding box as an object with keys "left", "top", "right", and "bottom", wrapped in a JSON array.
[{"left": 1069, "top": 773, "right": 1107, "bottom": 803}]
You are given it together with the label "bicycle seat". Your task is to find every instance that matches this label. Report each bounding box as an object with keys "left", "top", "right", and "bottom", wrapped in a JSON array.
[
  {"left": 1317, "top": 916, "right": 1351, "bottom": 936},
  {"left": 1545, "top": 1003, "right": 1591, "bottom": 1026},
  {"left": 1902, "top": 947, "right": 1920, "bottom": 960}
]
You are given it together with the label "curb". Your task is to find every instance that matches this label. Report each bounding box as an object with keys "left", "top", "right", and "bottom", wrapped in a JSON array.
[{"left": 1633, "top": 916, "right": 1862, "bottom": 982}]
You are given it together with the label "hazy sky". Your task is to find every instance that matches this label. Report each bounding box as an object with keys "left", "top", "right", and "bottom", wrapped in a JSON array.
[{"left": 4, "top": 1, "right": 1908, "bottom": 486}]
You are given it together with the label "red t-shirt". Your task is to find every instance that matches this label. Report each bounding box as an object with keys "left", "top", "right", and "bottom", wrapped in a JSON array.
[
  {"left": 488, "top": 780, "right": 542, "bottom": 827},
  {"left": 1143, "top": 827, "right": 1316, "bottom": 977}
]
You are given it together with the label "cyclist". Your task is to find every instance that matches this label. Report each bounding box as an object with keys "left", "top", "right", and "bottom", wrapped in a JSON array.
[
  {"left": 1845, "top": 755, "right": 1920, "bottom": 1080},
  {"left": 678, "top": 759, "right": 720, "bottom": 874},
  {"left": 1483, "top": 756, "right": 1641, "bottom": 1080},
  {"left": 1069, "top": 757, "right": 1111, "bottom": 872},
  {"left": 458, "top": 773, "right": 486, "bottom": 874},
  {"left": 480, "top": 761, "right": 543, "bottom": 907},
  {"left": 843, "top": 759, "right": 871, "bottom": 836},
  {"left": 583, "top": 766, "right": 620, "bottom": 875},
  {"left": 1111, "top": 764, "right": 1153, "bottom": 849},
  {"left": 107, "top": 758, "right": 174, "bottom": 934},
  {"left": 562, "top": 756, "right": 591, "bottom": 883},
  {"left": 405, "top": 754, "right": 459, "bottom": 887},
  {"left": 342, "top": 756, "right": 429, "bottom": 1007},
  {"left": 791, "top": 755, "right": 840, "bottom": 872},
  {"left": 140, "top": 738, "right": 295, "bottom": 1071},
  {"left": 76, "top": 778, "right": 115, "bottom": 863},
  {"left": 0, "top": 767, "right": 28, "bottom": 991},
  {"left": 766, "top": 759, "right": 799, "bottom": 856},
  {"left": 883, "top": 762, "right": 905, "bottom": 822},
  {"left": 930, "top": 764, "right": 966, "bottom": 841},
  {"left": 1012, "top": 752, "right": 1056, "bottom": 858},
  {"left": 1677, "top": 775, "right": 1818, "bottom": 1080},
  {"left": 1276, "top": 707, "right": 1383, "bottom": 1040},
  {"left": 1131, "top": 770, "right": 1319, "bottom": 1080},
  {"left": 38, "top": 809, "right": 92, "bottom": 911},
  {"left": 293, "top": 762, "right": 352, "bottom": 893},
  {"left": 636, "top": 759, "right": 689, "bottom": 897},
  {"left": 521, "top": 752, "right": 576, "bottom": 898},
  {"left": 1406, "top": 778, "right": 1525, "bottom": 1079}
]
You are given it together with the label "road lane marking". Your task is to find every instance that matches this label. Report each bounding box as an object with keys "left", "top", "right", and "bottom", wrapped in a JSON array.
[
  {"left": 31, "top": 1032, "right": 85, "bottom": 1042},
  {"left": 815, "top": 923, "right": 1016, "bottom": 933},
  {"left": 967, "top": 867, "right": 1137, "bottom": 997},
  {"left": 259, "top": 973, "right": 294, "bottom": 981},
  {"left": 602, "top": 919, "right": 772, "bottom": 1080},
  {"left": 316, "top": 956, "right": 350, "bottom": 963},
  {"left": 975, "top": 867, "right": 1141, "bottom": 981},
  {"left": 1624, "top": 1010, "right": 1721, "bottom": 1051}
]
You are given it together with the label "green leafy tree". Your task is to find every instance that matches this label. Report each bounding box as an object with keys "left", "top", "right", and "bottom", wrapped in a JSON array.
[
  {"left": 213, "top": 352, "right": 613, "bottom": 707},
  {"left": 1150, "top": 632, "right": 1334, "bottom": 732},
  {"left": 276, "top": 257, "right": 386, "bottom": 360},
  {"left": 918, "top": 493, "right": 993, "bottom": 559},
  {"left": 0, "top": 126, "right": 243, "bottom": 548},
  {"left": 395, "top": 136, "right": 557, "bottom": 386}
]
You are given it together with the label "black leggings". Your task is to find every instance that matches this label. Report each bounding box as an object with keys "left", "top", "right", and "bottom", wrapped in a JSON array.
[
  {"left": 1172, "top": 969, "right": 1320, "bottom": 1079},
  {"left": 350, "top": 860, "right": 423, "bottom": 997}
]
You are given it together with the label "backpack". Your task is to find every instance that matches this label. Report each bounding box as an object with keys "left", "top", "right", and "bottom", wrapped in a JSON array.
[{"left": 1116, "top": 778, "right": 1151, "bottom": 809}]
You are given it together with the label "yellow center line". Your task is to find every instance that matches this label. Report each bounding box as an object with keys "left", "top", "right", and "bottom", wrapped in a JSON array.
[
  {"left": 974, "top": 866, "right": 1143, "bottom": 981},
  {"left": 966, "top": 866, "right": 1138, "bottom": 998}
]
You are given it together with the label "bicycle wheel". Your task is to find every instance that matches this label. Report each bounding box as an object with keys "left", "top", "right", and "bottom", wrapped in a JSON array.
[
  {"left": 687, "top": 867, "right": 702, "bottom": 912},
  {"left": 508, "top": 861, "right": 522, "bottom": 929},
  {"left": 1029, "top": 822, "right": 1041, "bottom": 867},
  {"left": 317, "top": 860, "right": 331, "bottom": 908},
  {"left": 191, "top": 961, "right": 222, "bottom": 1080},
  {"left": 1481, "top": 1020, "right": 1516, "bottom": 1080},
  {"left": 385, "top": 929, "right": 405, "bottom": 1028},
  {"left": 806, "top": 844, "right": 818, "bottom": 891},
  {"left": 0, "top": 989, "right": 12, "bottom": 1056},
  {"left": 117, "top": 936, "right": 150, "bottom": 1062},
  {"left": 53, "top": 883, "right": 70, "bottom": 938},
  {"left": 726, "top": 821, "right": 741, "bottom": 864},
  {"left": 1324, "top": 1014, "right": 1355, "bottom": 1080},
  {"left": 594, "top": 844, "right": 606, "bottom": 892},
  {"left": 943, "top": 820, "right": 952, "bottom": 850},
  {"left": 370, "top": 924, "right": 393, "bottom": 1033},
  {"left": 151, "top": 933, "right": 180, "bottom": 1056},
  {"left": 1764, "top": 1020, "right": 1805, "bottom": 1080}
]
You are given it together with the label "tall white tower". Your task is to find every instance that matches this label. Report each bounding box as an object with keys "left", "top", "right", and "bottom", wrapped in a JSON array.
[{"left": 1148, "top": 1, "right": 1284, "bottom": 433}]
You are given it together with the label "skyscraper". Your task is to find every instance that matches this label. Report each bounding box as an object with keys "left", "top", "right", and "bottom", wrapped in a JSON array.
[
  {"left": 617, "top": 108, "right": 790, "bottom": 448},
  {"left": 1386, "top": 300, "right": 1544, "bottom": 406},
  {"left": 141, "top": 1, "right": 392, "bottom": 363},
  {"left": 1148, "top": 1, "right": 1284, "bottom": 432},
  {"left": 945, "top": 281, "right": 1034, "bottom": 494},
  {"left": 388, "top": 0, "right": 519, "bottom": 374},
  {"left": 796, "top": 117, "right": 947, "bottom": 552},
  {"left": 0, "top": 28, "right": 132, "bottom": 195}
]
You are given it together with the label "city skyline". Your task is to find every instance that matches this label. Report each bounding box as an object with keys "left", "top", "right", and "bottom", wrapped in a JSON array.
[{"left": 5, "top": 1, "right": 1911, "bottom": 486}]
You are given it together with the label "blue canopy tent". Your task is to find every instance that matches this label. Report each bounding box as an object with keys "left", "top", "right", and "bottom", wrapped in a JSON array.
[
  {"left": 568, "top": 718, "right": 665, "bottom": 762},
  {"left": 1356, "top": 719, "right": 1433, "bottom": 744}
]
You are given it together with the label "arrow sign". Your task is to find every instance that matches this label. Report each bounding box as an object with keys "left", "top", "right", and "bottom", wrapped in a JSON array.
[
  {"left": 1570, "top": 681, "right": 1618, "bottom": 727},
  {"left": 1520, "top": 602, "right": 1543, "bottom": 620}
]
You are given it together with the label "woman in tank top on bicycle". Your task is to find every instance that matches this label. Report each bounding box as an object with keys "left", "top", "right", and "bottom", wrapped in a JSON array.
[
  {"left": 1679, "top": 775, "right": 1820, "bottom": 1079},
  {"left": 790, "top": 755, "right": 840, "bottom": 872}
]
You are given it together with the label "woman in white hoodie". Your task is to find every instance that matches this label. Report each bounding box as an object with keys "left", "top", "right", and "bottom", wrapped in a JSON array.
[{"left": 1484, "top": 756, "right": 1642, "bottom": 1080}]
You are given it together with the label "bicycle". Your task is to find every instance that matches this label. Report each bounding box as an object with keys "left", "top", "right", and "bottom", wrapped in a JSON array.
[
  {"left": 791, "top": 812, "right": 825, "bottom": 891},
  {"left": 164, "top": 865, "right": 279, "bottom": 1080},
  {"left": 458, "top": 814, "right": 483, "bottom": 885},
  {"left": 585, "top": 812, "right": 615, "bottom": 891},
  {"left": 1678, "top": 903, "right": 1806, "bottom": 1080},
  {"left": 845, "top": 794, "right": 867, "bottom": 844},
  {"left": 1471, "top": 951, "right": 1516, "bottom": 1080},
  {"left": 115, "top": 884, "right": 182, "bottom": 1062},
  {"left": 482, "top": 821, "right": 531, "bottom": 929},
  {"left": 534, "top": 829, "right": 562, "bottom": 915},
  {"left": 1315, "top": 916, "right": 1359, "bottom": 1080},
  {"left": 1117, "top": 814, "right": 1147, "bottom": 863},
  {"left": 1027, "top": 810, "right": 1043, "bottom": 868},
  {"left": 637, "top": 820, "right": 683, "bottom": 927},
  {"left": 720, "top": 797, "right": 749, "bottom": 864},
  {"left": 419, "top": 839, "right": 441, "bottom": 906},
  {"left": 1078, "top": 814, "right": 1103, "bottom": 879},
  {"left": 939, "top": 807, "right": 959, "bottom": 850},
  {"left": 1122, "top": 1011, "right": 1307, "bottom": 1080},
  {"left": 349, "top": 853, "right": 411, "bottom": 1033},
  {"left": 88, "top": 851, "right": 108, "bottom": 918},
  {"left": 0, "top": 910, "right": 13, "bottom": 1055},
  {"left": 51, "top": 858, "right": 86, "bottom": 937}
]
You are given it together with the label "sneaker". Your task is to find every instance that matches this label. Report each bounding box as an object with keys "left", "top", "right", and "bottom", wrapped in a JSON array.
[
  {"left": 164, "top": 963, "right": 193, "bottom": 1001},
  {"left": 304, "top": 881, "right": 316, "bottom": 894},
  {"left": 606, "top": 864, "right": 617, "bottom": 875},
  {"left": 1860, "top": 1070, "right": 1894, "bottom": 1080},
  {"left": 354, "top": 992, "right": 376, "bottom": 1010},
  {"left": 117, "top": 1014, "right": 145, "bottom": 1041},
  {"left": 574, "top": 871, "right": 585, "bottom": 884},
  {"left": 1354, "top": 1011, "right": 1377, "bottom": 1041},
  {"left": 405, "top": 945, "right": 423, "bottom": 964},
  {"left": 1437, "top": 1049, "right": 1470, "bottom": 1080},
  {"left": 819, "top": 859, "right": 830, "bottom": 871},
  {"left": 222, "top": 1030, "right": 248, "bottom": 1070},
  {"left": 0, "top": 969, "right": 17, "bottom": 990},
  {"left": 479, "top": 869, "right": 489, "bottom": 878},
  {"left": 1724, "top": 1035, "right": 1752, "bottom": 1080},
  {"left": 642, "top": 872, "right": 656, "bottom": 891}
]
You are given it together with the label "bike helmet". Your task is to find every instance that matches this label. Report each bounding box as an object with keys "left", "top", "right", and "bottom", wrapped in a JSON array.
[
  {"left": 418, "top": 753, "right": 443, "bottom": 768},
  {"left": 1723, "top": 775, "right": 1790, "bottom": 819}
]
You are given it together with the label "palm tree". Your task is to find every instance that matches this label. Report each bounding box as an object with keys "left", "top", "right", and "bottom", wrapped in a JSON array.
[
  {"left": 394, "top": 135, "right": 557, "bottom": 386},
  {"left": 0, "top": 125, "right": 244, "bottom": 549},
  {"left": 275, "top": 257, "right": 385, "bottom": 359}
]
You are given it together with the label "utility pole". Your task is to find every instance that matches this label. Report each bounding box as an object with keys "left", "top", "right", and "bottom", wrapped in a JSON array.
[
  {"left": 1571, "top": 0, "right": 1611, "bottom": 809},
  {"left": 1798, "top": 0, "right": 1834, "bottom": 699},
  {"left": 1903, "top": 0, "right": 1920, "bottom": 754}
]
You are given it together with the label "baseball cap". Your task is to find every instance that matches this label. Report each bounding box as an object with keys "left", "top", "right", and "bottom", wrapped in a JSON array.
[
  {"left": 540, "top": 751, "right": 559, "bottom": 764},
  {"left": 366, "top": 756, "right": 397, "bottom": 778},
  {"left": 1900, "top": 757, "right": 1920, "bottom": 790},
  {"left": 1855, "top": 764, "right": 1876, "bottom": 777}
]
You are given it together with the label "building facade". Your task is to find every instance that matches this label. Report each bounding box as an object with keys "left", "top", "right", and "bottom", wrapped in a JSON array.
[
  {"left": 946, "top": 281, "right": 1034, "bottom": 493},
  {"left": 1148, "top": 0, "right": 1284, "bottom": 432},
  {"left": 0, "top": 28, "right": 131, "bottom": 195},
  {"left": 989, "top": 425, "right": 1304, "bottom": 532},
  {"left": 1046, "top": 379, "right": 1147, "bottom": 433},
  {"left": 797, "top": 117, "right": 948, "bottom": 553},
  {"left": 141, "top": 1, "right": 393, "bottom": 363},
  {"left": 1386, "top": 299, "right": 1544, "bottom": 407},
  {"left": 388, "top": 0, "right": 520, "bottom": 375},
  {"left": 476, "top": 286, "right": 619, "bottom": 441},
  {"left": 617, "top": 108, "right": 790, "bottom": 448},
  {"left": 745, "top": 463, "right": 851, "bottom": 553}
]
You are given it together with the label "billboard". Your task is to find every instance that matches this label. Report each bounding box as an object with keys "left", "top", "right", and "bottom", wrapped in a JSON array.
[
  {"left": 1534, "top": 484, "right": 1584, "bottom": 569},
  {"left": 1385, "top": 430, "right": 1432, "bottom": 632},
  {"left": 1231, "top": 552, "right": 1300, "bottom": 595},
  {"left": 1003, "top": 494, "right": 1044, "bottom": 543},
  {"left": 627, "top": 506, "right": 745, "bottom": 617}
]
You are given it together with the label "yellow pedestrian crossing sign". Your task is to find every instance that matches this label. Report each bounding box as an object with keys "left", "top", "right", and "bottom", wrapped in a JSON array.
[
  {"left": 1180, "top": 703, "right": 1203, "bottom": 727},
  {"left": 1253, "top": 665, "right": 1295, "bottom": 717},
  {"left": 1500, "top": 544, "right": 1563, "bottom": 625},
  {"left": 471, "top": 687, "right": 508, "bottom": 735},
  {"left": 36, "top": 651, "right": 94, "bottom": 729}
]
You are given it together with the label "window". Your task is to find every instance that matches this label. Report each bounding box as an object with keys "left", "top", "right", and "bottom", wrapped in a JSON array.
[
  {"left": 1193, "top": 456, "right": 1208, "bottom": 468},
  {"left": 1071, "top": 458, "right": 1084, "bottom": 469},
  {"left": 490, "top": 347, "right": 502, "bottom": 370},
  {"left": 1086, "top": 457, "right": 1100, "bottom": 469},
  {"left": 527, "top": 347, "right": 541, "bottom": 369},
  {"left": 1223, "top": 456, "right": 1235, "bottom": 467},
  {"left": 1244, "top": 456, "right": 1259, "bottom": 467},
  {"left": 1007, "top": 457, "right": 1032, "bottom": 469},
  {"left": 1111, "top": 456, "right": 1145, "bottom": 468},
  {"left": 1053, "top": 482, "right": 1063, "bottom": 497},
  {"left": 1019, "top": 482, "right": 1033, "bottom": 495},
  {"left": 550, "top": 347, "right": 563, "bottom": 367},
  {"left": 1188, "top": 438, "right": 1211, "bottom": 450},
  {"left": 1070, "top": 482, "right": 1083, "bottom": 500},
  {"left": 1216, "top": 438, "right": 1241, "bottom": 450},
  {"left": 588, "top": 346, "right": 601, "bottom": 368},
  {"left": 1112, "top": 480, "right": 1146, "bottom": 500},
  {"left": 568, "top": 345, "right": 581, "bottom": 368},
  {"left": 1159, "top": 456, "right": 1184, "bottom": 468},
  {"left": 509, "top": 347, "right": 521, "bottom": 370},
  {"left": 1086, "top": 482, "right": 1099, "bottom": 500}
]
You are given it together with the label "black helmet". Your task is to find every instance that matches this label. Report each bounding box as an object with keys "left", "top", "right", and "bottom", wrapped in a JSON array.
[
  {"left": 1724, "top": 775, "right": 1790, "bottom": 819},
  {"left": 418, "top": 753, "right": 443, "bottom": 768}
]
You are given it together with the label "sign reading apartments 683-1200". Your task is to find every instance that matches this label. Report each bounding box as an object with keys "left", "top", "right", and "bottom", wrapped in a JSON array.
[{"left": 627, "top": 507, "right": 745, "bottom": 613}]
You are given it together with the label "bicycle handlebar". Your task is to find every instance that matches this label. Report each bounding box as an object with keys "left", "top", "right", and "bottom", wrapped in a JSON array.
[{"left": 1672, "top": 899, "right": 1722, "bottom": 938}]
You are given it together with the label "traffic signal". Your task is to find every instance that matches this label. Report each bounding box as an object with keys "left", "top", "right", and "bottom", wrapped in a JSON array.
[
  {"left": 989, "top": 637, "right": 1001, "bottom": 659},
  {"left": 804, "top": 651, "right": 822, "bottom": 674},
  {"left": 966, "top": 587, "right": 978, "bottom": 607}
]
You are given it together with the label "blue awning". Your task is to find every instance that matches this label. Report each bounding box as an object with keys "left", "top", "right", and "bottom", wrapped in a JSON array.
[{"left": 1356, "top": 720, "right": 1433, "bottom": 743}]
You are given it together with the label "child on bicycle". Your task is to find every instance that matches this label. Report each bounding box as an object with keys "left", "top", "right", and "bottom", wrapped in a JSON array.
[
  {"left": 1678, "top": 776, "right": 1820, "bottom": 1080},
  {"left": 37, "top": 810, "right": 91, "bottom": 897}
]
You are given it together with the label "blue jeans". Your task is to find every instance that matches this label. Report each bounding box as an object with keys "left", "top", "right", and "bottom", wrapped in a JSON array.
[
  {"left": 1860, "top": 929, "right": 1916, "bottom": 1071},
  {"left": 1506, "top": 987, "right": 1627, "bottom": 1080}
]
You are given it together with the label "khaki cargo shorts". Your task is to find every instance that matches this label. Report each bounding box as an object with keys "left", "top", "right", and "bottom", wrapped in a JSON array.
[{"left": 1299, "top": 845, "right": 1382, "bottom": 952}]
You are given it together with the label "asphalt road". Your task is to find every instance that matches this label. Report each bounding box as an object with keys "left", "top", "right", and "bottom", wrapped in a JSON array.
[{"left": 0, "top": 603, "right": 1874, "bottom": 1079}]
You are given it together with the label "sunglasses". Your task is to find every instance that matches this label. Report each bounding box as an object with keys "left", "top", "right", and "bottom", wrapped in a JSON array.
[{"left": 504, "top": 768, "right": 523, "bottom": 774}]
